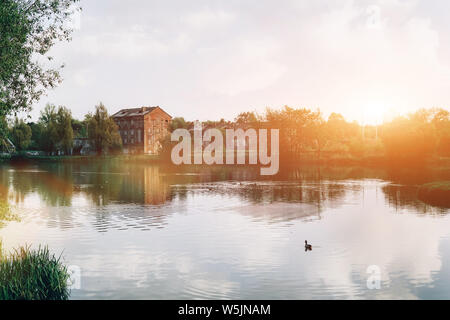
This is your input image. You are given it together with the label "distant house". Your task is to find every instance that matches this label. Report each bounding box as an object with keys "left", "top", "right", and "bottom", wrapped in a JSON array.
[{"left": 112, "top": 106, "right": 172, "bottom": 154}]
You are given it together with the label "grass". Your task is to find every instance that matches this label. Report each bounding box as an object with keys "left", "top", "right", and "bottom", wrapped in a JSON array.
[
  {"left": 417, "top": 181, "right": 450, "bottom": 208},
  {"left": 0, "top": 244, "right": 70, "bottom": 300}
]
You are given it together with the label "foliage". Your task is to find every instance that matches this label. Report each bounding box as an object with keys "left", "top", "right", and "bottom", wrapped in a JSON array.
[
  {"left": 381, "top": 109, "right": 439, "bottom": 163},
  {"left": 9, "top": 118, "right": 32, "bottom": 150},
  {"left": 28, "top": 121, "right": 44, "bottom": 150},
  {"left": 0, "top": 116, "right": 11, "bottom": 149},
  {"left": 170, "top": 117, "right": 190, "bottom": 132},
  {"left": 265, "top": 106, "right": 324, "bottom": 161},
  {"left": 86, "top": 103, "right": 122, "bottom": 155},
  {"left": 32, "top": 104, "right": 74, "bottom": 154},
  {"left": 431, "top": 108, "right": 450, "bottom": 156},
  {"left": 0, "top": 245, "right": 70, "bottom": 300},
  {"left": 235, "top": 112, "right": 260, "bottom": 125},
  {"left": 0, "top": 0, "right": 80, "bottom": 118},
  {"left": 56, "top": 106, "right": 73, "bottom": 154},
  {"left": 71, "top": 119, "right": 87, "bottom": 138}
]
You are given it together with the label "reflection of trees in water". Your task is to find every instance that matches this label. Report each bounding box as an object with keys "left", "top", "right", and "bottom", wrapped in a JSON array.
[
  {"left": 2, "top": 161, "right": 449, "bottom": 230},
  {"left": 0, "top": 168, "right": 9, "bottom": 202},
  {"left": 78, "top": 164, "right": 172, "bottom": 206},
  {"left": 1, "top": 162, "right": 172, "bottom": 207},
  {"left": 382, "top": 184, "right": 448, "bottom": 215},
  {"left": 2, "top": 164, "right": 73, "bottom": 206},
  {"left": 170, "top": 181, "right": 352, "bottom": 222}
]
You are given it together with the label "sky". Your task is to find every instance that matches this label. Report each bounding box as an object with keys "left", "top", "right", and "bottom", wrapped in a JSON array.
[{"left": 29, "top": 0, "right": 450, "bottom": 125}]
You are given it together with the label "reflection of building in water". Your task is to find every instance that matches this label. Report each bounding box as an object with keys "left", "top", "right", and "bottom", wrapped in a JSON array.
[
  {"left": 115, "top": 165, "right": 170, "bottom": 205},
  {"left": 144, "top": 166, "right": 170, "bottom": 205}
]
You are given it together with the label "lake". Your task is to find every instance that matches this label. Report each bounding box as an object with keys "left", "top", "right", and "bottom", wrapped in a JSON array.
[{"left": 0, "top": 160, "right": 449, "bottom": 299}]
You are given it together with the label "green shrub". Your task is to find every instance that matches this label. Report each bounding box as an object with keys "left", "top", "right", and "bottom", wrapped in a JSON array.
[{"left": 0, "top": 245, "right": 70, "bottom": 300}]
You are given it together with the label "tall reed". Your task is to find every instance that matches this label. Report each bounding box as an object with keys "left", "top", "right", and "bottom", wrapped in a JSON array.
[{"left": 0, "top": 245, "right": 70, "bottom": 300}]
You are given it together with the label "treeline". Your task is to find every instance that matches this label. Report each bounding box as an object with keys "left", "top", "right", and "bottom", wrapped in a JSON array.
[
  {"left": 250, "top": 106, "right": 450, "bottom": 164},
  {"left": 167, "top": 106, "right": 450, "bottom": 165},
  {"left": 3, "top": 103, "right": 121, "bottom": 155}
]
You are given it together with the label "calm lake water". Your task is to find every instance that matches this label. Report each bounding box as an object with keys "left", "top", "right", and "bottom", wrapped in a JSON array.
[{"left": 0, "top": 160, "right": 449, "bottom": 299}]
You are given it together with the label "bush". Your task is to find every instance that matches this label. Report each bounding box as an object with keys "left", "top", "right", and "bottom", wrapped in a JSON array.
[{"left": 0, "top": 245, "right": 70, "bottom": 300}]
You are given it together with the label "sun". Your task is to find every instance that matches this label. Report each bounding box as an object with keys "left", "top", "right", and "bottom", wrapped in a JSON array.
[{"left": 362, "top": 102, "right": 388, "bottom": 125}]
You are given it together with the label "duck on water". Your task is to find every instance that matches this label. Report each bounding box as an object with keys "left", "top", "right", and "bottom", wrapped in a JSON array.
[{"left": 305, "top": 240, "right": 312, "bottom": 251}]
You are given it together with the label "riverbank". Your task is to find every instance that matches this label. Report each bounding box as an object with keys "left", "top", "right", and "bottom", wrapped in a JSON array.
[
  {"left": 8, "top": 154, "right": 160, "bottom": 163},
  {"left": 2, "top": 153, "right": 450, "bottom": 171},
  {"left": 418, "top": 181, "right": 450, "bottom": 208}
]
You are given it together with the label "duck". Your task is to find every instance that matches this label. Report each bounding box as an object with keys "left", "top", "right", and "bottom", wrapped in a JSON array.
[{"left": 304, "top": 240, "right": 312, "bottom": 250}]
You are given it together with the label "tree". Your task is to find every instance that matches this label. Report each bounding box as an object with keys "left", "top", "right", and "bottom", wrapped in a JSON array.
[
  {"left": 28, "top": 121, "right": 44, "bottom": 150},
  {"left": 86, "top": 103, "right": 122, "bottom": 155},
  {"left": 56, "top": 106, "right": 73, "bottom": 154},
  {"left": 38, "top": 104, "right": 59, "bottom": 153},
  {"left": 265, "top": 106, "right": 325, "bottom": 161},
  {"left": 170, "top": 117, "right": 189, "bottom": 131},
  {"left": 431, "top": 108, "right": 450, "bottom": 156},
  {"left": 71, "top": 119, "right": 87, "bottom": 138},
  {"left": 0, "top": 0, "right": 80, "bottom": 118},
  {"left": 0, "top": 116, "right": 9, "bottom": 149},
  {"left": 381, "top": 109, "right": 438, "bottom": 164},
  {"left": 235, "top": 112, "right": 259, "bottom": 125},
  {"left": 35, "top": 104, "right": 74, "bottom": 154},
  {"left": 10, "top": 118, "right": 32, "bottom": 151}
]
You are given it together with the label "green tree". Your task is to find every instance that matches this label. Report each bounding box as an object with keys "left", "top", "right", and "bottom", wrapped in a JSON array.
[
  {"left": 28, "top": 122, "right": 44, "bottom": 150},
  {"left": 86, "top": 103, "right": 122, "bottom": 155},
  {"left": 71, "top": 119, "right": 87, "bottom": 138},
  {"left": 170, "top": 117, "right": 189, "bottom": 131},
  {"left": 0, "top": 116, "right": 9, "bottom": 150},
  {"left": 10, "top": 118, "right": 32, "bottom": 151},
  {"left": 0, "top": 0, "right": 80, "bottom": 119},
  {"left": 56, "top": 106, "right": 73, "bottom": 154},
  {"left": 38, "top": 104, "right": 59, "bottom": 154}
]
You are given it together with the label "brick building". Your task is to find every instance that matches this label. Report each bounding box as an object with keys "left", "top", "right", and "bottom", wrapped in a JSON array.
[{"left": 112, "top": 106, "right": 172, "bottom": 154}]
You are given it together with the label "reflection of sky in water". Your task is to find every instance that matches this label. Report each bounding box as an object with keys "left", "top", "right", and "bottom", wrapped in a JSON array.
[{"left": 0, "top": 163, "right": 449, "bottom": 299}]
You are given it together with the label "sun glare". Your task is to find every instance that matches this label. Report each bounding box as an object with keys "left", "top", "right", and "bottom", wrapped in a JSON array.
[{"left": 362, "top": 102, "right": 388, "bottom": 125}]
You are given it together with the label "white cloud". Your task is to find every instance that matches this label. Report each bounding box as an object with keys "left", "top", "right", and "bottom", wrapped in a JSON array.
[
  {"left": 30, "top": 0, "right": 450, "bottom": 122},
  {"left": 201, "top": 40, "right": 287, "bottom": 96},
  {"left": 182, "top": 9, "right": 235, "bottom": 29}
]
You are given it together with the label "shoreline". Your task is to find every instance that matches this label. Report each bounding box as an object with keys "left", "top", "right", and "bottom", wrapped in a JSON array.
[
  {"left": 2, "top": 153, "right": 449, "bottom": 169},
  {"left": 417, "top": 181, "right": 450, "bottom": 208}
]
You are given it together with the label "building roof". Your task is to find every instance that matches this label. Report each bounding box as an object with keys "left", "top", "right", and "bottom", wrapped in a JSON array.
[
  {"left": 112, "top": 106, "right": 172, "bottom": 119},
  {"left": 112, "top": 107, "right": 157, "bottom": 118}
]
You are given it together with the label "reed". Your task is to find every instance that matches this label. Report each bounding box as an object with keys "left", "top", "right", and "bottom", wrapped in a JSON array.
[{"left": 0, "top": 244, "right": 70, "bottom": 300}]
